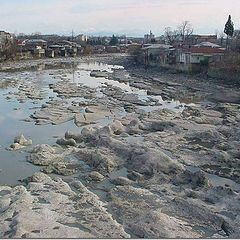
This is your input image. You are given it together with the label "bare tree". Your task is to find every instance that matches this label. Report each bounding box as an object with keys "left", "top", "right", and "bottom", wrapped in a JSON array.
[
  {"left": 215, "top": 30, "right": 225, "bottom": 46},
  {"left": 178, "top": 21, "right": 193, "bottom": 43},
  {"left": 232, "top": 30, "right": 240, "bottom": 52},
  {"left": 164, "top": 27, "right": 179, "bottom": 45},
  {"left": 164, "top": 21, "right": 193, "bottom": 45},
  {"left": 1, "top": 35, "right": 16, "bottom": 61},
  {"left": 219, "top": 31, "right": 225, "bottom": 46}
]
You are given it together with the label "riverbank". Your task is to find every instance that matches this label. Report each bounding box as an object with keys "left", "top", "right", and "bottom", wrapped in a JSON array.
[{"left": 0, "top": 54, "right": 239, "bottom": 238}]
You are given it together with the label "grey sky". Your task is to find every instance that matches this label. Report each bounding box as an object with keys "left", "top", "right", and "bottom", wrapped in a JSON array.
[{"left": 0, "top": 0, "right": 239, "bottom": 36}]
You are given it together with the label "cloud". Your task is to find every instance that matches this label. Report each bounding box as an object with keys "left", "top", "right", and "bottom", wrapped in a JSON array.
[{"left": 0, "top": 0, "right": 239, "bottom": 36}]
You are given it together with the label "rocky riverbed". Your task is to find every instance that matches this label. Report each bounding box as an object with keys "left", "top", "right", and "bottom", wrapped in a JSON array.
[{"left": 0, "top": 54, "right": 239, "bottom": 238}]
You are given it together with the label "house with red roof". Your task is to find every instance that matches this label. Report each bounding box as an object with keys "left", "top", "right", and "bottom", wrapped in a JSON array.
[
  {"left": 177, "top": 45, "right": 226, "bottom": 72},
  {"left": 136, "top": 42, "right": 226, "bottom": 73}
]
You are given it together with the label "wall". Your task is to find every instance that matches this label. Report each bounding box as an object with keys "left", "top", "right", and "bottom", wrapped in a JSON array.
[{"left": 190, "top": 55, "right": 206, "bottom": 64}]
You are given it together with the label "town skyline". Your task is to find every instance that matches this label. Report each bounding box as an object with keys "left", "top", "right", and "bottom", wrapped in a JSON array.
[{"left": 1, "top": 0, "right": 240, "bottom": 37}]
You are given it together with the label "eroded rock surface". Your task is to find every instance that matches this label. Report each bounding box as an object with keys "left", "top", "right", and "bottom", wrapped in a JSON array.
[
  {"left": 0, "top": 173, "right": 129, "bottom": 238},
  {"left": 1, "top": 55, "right": 240, "bottom": 238}
]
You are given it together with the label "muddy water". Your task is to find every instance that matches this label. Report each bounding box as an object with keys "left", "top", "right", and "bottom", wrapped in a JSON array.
[{"left": 0, "top": 61, "right": 185, "bottom": 186}]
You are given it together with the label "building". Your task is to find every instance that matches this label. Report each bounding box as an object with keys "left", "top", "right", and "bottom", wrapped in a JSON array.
[
  {"left": 48, "top": 40, "right": 82, "bottom": 57},
  {"left": 155, "top": 35, "right": 166, "bottom": 44},
  {"left": 75, "top": 34, "right": 88, "bottom": 43},
  {"left": 185, "top": 35, "right": 218, "bottom": 46},
  {"left": 194, "top": 42, "right": 222, "bottom": 48},
  {"left": 16, "top": 39, "right": 32, "bottom": 59},
  {"left": 45, "top": 49, "right": 55, "bottom": 58},
  {"left": 178, "top": 46, "right": 225, "bottom": 72},
  {"left": 128, "top": 37, "right": 144, "bottom": 44},
  {"left": 48, "top": 45, "right": 64, "bottom": 56},
  {"left": 15, "top": 35, "right": 85, "bottom": 59},
  {"left": 25, "top": 39, "right": 48, "bottom": 49},
  {"left": 18, "top": 39, "right": 47, "bottom": 58},
  {"left": 57, "top": 40, "right": 82, "bottom": 56},
  {"left": 144, "top": 31, "right": 156, "bottom": 44},
  {"left": 87, "top": 36, "right": 109, "bottom": 45},
  {"left": 34, "top": 48, "right": 45, "bottom": 58},
  {"left": 118, "top": 35, "right": 128, "bottom": 45},
  {"left": 137, "top": 41, "right": 226, "bottom": 73},
  {"left": 139, "top": 44, "right": 176, "bottom": 67}
]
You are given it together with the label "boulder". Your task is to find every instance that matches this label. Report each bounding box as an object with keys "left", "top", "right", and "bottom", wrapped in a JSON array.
[
  {"left": 65, "top": 131, "right": 82, "bottom": 142},
  {"left": 127, "top": 171, "right": 145, "bottom": 181},
  {"left": 109, "top": 120, "right": 125, "bottom": 135},
  {"left": 128, "top": 148, "right": 183, "bottom": 177},
  {"left": 146, "top": 121, "right": 180, "bottom": 133},
  {"left": 14, "top": 134, "right": 32, "bottom": 146},
  {"left": 87, "top": 171, "right": 105, "bottom": 181},
  {"left": 125, "top": 119, "right": 143, "bottom": 135},
  {"left": 8, "top": 134, "right": 32, "bottom": 151},
  {"left": 8, "top": 143, "right": 25, "bottom": 151},
  {"left": 173, "top": 170, "right": 211, "bottom": 188},
  {"left": 56, "top": 138, "right": 77, "bottom": 147},
  {"left": 28, "top": 144, "right": 61, "bottom": 166},
  {"left": 31, "top": 144, "right": 55, "bottom": 154},
  {"left": 76, "top": 148, "right": 118, "bottom": 175},
  {"left": 110, "top": 177, "right": 133, "bottom": 186},
  {"left": 85, "top": 108, "right": 94, "bottom": 113},
  {"left": 81, "top": 127, "right": 95, "bottom": 139}
]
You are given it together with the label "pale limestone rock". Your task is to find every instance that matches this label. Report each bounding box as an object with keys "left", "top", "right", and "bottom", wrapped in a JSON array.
[
  {"left": 87, "top": 171, "right": 105, "bottom": 182},
  {"left": 0, "top": 173, "right": 130, "bottom": 238},
  {"left": 110, "top": 176, "right": 133, "bottom": 186}
]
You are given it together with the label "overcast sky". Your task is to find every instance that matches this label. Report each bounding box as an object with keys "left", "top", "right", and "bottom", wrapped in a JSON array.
[{"left": 0, "top": 0, "right": 239, "bottom": 36}]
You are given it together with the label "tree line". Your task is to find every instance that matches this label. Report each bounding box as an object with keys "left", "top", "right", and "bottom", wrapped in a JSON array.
[{"left": 164, "top": 15, "right": 238, "bottom": 51}]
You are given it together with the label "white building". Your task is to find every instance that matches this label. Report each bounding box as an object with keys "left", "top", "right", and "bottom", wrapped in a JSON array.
[
  {"left": 76, "top": 34, "right": 88, "bottom": 42},
  {"left": 178, "top": 46, "right": 225, "bottom": 65}
]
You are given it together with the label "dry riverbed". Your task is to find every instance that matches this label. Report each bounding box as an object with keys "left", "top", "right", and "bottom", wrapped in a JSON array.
[{"left": 0, "top": 54, "right": 239, "bottom": 238}]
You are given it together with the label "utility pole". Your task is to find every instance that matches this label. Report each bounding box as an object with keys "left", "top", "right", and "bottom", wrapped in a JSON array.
[{"left": 71, "top": 29, "right": 74, "bottom": 42}]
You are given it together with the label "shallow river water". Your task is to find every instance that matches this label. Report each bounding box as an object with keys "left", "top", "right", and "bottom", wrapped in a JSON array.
[{"left": 0, "top": 60, "right": 186, "bottom": 186}]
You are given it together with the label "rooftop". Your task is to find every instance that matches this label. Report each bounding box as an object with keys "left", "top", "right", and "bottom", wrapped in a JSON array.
[
  {"left": 26, "top": 39, "right": 47, "bottom": 43},
  {"left": 183, "top": 46, "right": 225, "bottom": 54},
  {"left": 194, "top": 42, "right": 222, "bottom": 48},
  {"left": 142, "top": 44, "right": 174, "bottom": 50}
]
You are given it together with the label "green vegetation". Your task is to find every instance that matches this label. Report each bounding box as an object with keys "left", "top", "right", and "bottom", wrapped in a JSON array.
[
  {"left": 109, "top": 35, "right": 118, "bottom": 46},
  {"left": 224, "top": 15, "right": 234, "bottom": 38}
]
